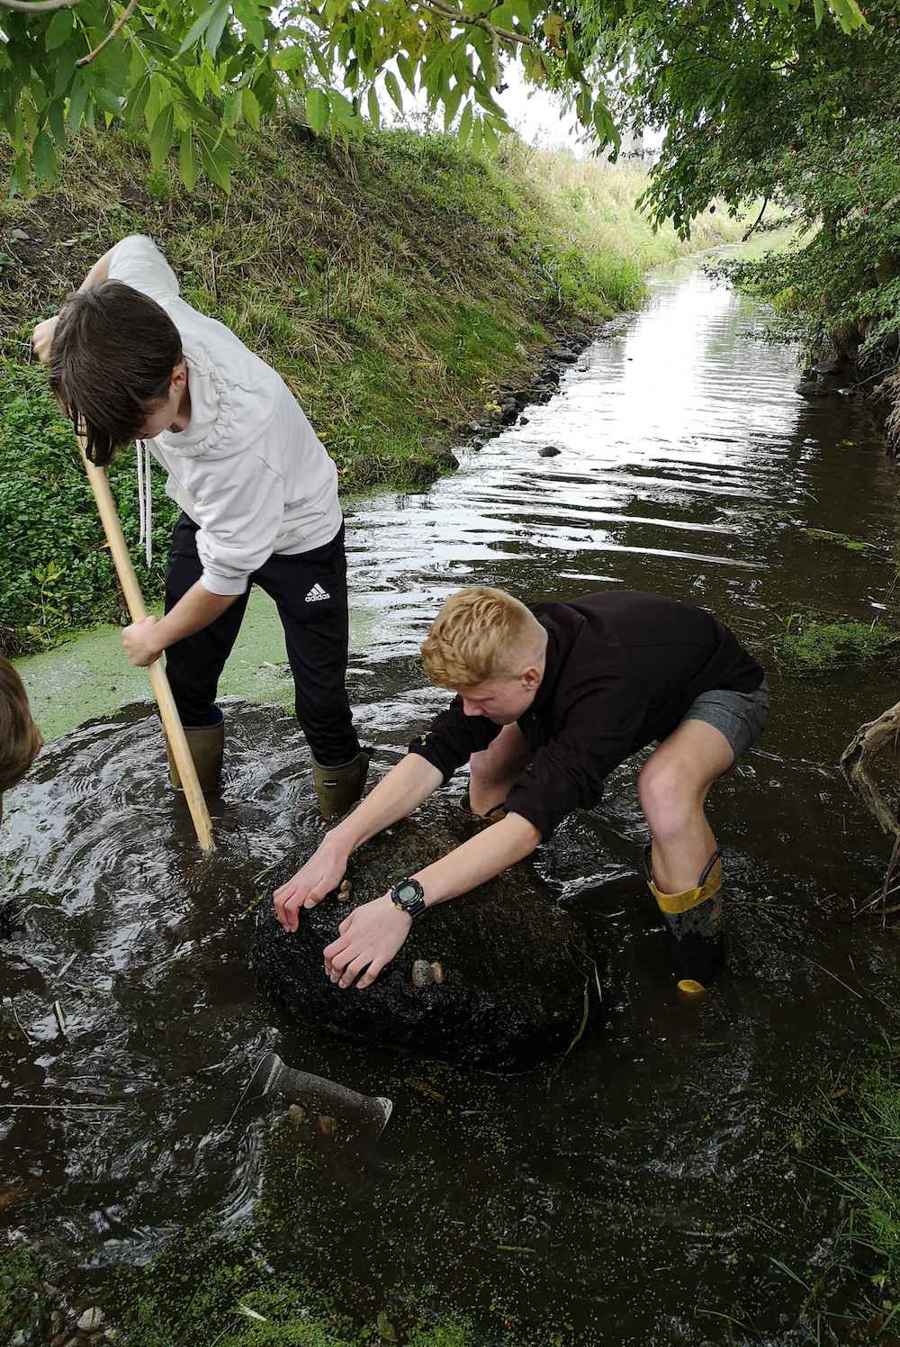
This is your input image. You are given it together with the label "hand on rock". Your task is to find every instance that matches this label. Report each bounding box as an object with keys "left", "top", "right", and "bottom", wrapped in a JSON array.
[
  {"left": 323, "top": 893, "right": 411, "bottom": 990},
  {"left": 274, "top": 842, "right": 348, "bottom": 932}
]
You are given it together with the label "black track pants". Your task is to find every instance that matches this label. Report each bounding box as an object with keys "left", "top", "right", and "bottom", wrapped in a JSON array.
[{"left": 163, "top": 514, "right": 360, "bottom": 767}]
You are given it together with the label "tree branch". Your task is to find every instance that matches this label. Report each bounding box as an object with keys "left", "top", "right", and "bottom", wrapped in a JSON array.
[
  {"left": 0, "top": 0, "right": 78, "bottom": 10},
  {"left": 76, "top": 0, "right": 139, "bottom": 65},
  {"left": 742, "top": 195, "right": 769, "bottom": 240},
  {"left": 414, "top": 0, "right": 535, "bottom": 48}
]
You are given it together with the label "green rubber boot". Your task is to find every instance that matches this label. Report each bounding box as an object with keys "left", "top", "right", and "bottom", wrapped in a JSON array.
[
  {"left": 167, "top": 721, "right": 224, "bottom": 795},
  {"left": 312, "top": 748, "right": 372, "bottom": 821}
]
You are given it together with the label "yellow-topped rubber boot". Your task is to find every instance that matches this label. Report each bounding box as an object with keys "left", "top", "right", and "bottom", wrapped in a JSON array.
[{"left": 644, "top": 847, "right": 724, "bottom": 994}]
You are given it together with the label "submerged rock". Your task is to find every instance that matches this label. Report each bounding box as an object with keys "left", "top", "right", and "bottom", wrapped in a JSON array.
[{"left": 254, "top": 793, "right": 597, "bottom": 1072}]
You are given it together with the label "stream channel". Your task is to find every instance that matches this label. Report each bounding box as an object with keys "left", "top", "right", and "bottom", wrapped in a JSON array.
[{"left": 3, "top": 259, "right": 900, "bottom": 1345}]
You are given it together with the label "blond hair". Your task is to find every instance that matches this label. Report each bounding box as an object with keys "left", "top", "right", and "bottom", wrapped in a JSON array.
[
  {"left": 0, "top": 658, "right": 42, "bottom": 793},
  {"left": 421, "top": 587, "right": 545, "bottom": 689}
]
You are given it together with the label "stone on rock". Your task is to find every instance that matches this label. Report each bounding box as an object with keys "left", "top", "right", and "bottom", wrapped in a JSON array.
[
  {"left": 77, "top": 1308, "right": 104, "bottom": 1333},
  {"left": 254, "top": 793, "right": 597, "bottom": 1072},
  {"left": 539, "top": 445, "right": 561, "bottom": 457}
]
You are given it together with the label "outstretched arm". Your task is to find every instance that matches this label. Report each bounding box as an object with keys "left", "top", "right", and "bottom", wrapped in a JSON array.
[
  {"left": 273, "top": 752, "right": 444, "bottom": 932},
  {"left": 31, "top": 246, "right": 117, "bottom": 361},
  {"left": 324, "top": 811, "right": 541, "bottom": 990}
]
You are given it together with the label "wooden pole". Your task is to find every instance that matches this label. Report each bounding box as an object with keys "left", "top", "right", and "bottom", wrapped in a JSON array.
[{"left": 81, "top": 449, "right": 214, "bottom": 852}]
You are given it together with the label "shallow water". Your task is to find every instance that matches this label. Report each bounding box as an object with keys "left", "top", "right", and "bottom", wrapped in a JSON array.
[{"left": 3, "top": 263, "right": 900, "bottom": 1344}]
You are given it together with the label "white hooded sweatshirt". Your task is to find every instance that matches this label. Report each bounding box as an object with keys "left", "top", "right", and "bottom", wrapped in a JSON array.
[{"left": 107, "top": 234, "right": 342, "bottom": 596}]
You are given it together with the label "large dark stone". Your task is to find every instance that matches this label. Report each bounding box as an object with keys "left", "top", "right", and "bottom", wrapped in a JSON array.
[{"left": 254, "top": 794, "right": 598, "bottom": 1072}]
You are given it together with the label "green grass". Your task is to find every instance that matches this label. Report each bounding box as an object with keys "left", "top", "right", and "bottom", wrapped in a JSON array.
[
  {"left": 0, "top": 1234, "right": 487, "bottom": 1347},
  {"left": 0, "top": 120, "right": 746, "bottom": 654},
  {"left": 843, "top": 1060, "right": 900, "bottom": 1293},
  {"left": 775, "top": 616, "right": 900, "bottom": 673},
  {"left": 823, "top": 1045, "right": 900, "bottom": 1338}
]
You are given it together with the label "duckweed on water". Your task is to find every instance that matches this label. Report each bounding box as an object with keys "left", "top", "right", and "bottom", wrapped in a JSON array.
[{"left": 775, "top": 617, "right": 900, "bottom": 673}]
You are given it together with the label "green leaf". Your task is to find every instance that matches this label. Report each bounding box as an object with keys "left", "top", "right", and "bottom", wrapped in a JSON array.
[
  {"left": 223, "top": 88, "right": 242, "bottom": 126},
  {"left": 8, "top": 154, "right": 31, "bottom": 199},
  {"left": 144, "top": 72, "right": 172, "bottom": 133},
  {"left": 179, "top": 129, "right": 198, "bottom": 190},
  {"left": 204, "top": 0, "right": 230, "bottom": 56},
  {"left": 329, "top": 88, "right": 355, "bottom": 126},
  {"left": 33, "top": 129, "right": 57, "bottom": 186},
  {"left": 458, "top": 99, "right": 473, "bottom": 146},
  {"left": 45, "top": 8, "right": 75, "bottom": 51},
  {"left": 384, "top": 68, "right": 403, "bottom": 112},
  {"left": 66, "top": 75, "right": 90, "bottom": 132},
  {"left": 52, "top": 44, "right": 79, "bottom": 98},
  {"left": 234, "top": 0, "right": 265, "bottom": 49},
  {"left": 306, "top": 87, "right": 330, "bottom": 133},
  {"left": 149, "top": 103, "right": 175, "bottom": 170},
  {"left": 177, "top": 3, "right": 217, "bottom": 56},
  {"left": 443, "top": 82, "right": 463, "bottom": 130},
  {"left": 48, "top": 98, "right": 66, "bottom": 147},
  {"left": 200, "top": 136, "right": 231, "bottom": 191},
  {"left": 272, "top": 46, "right": 307, "bottom": 72},
  {"left": 242, "top": 86, "right": 261, "bottom": 130},
  {"left": 813, "top": 0, "right": 825, "bottom": 26},
  {"left": 397, "top": 53, "right": 416, "bottom": 94},
  {"left": 366, "top": 85, "right": 380, "bottom": 128}
]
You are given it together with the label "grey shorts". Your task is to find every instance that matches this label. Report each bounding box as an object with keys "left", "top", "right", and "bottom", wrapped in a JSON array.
[{"left": 680, "top": 677, "right": 769, "bottom": 760}]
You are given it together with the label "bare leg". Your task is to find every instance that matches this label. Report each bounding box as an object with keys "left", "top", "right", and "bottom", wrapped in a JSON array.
[
  {"left": 638, "top": 718, "right": 735, "bottom": 986},
  {"left": 468, "top": 723, "right": 531, "bottom": 816},
  {"left": 638, "top": 718, "right": 735, "bottom": 892}
]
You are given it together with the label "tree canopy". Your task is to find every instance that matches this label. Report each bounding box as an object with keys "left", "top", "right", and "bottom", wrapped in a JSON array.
[
  {"left": 576, "top": 0, "right": 898, "bottom": 369},
  {"left": 1, "top": 0, "right": 867, "bottom": 195}
]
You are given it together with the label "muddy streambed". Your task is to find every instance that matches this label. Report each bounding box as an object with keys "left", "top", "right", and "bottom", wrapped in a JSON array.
[{"left": 3, "top": 263, "right": 900, "bottom": 1344}]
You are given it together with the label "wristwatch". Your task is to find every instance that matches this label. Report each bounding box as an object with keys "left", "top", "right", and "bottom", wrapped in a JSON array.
[{"left": 389, "top": 877, "right": 427, "bottom": 919}]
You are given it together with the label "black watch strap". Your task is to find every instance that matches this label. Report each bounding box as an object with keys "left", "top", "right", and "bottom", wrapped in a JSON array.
[{"left": 390, "top": 877, "right": 427, "bottom": 919}]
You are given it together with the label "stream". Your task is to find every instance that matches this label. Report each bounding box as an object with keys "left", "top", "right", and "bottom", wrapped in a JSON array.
[{"left": 3, "top": 260, "right": 900, "bottom": 1345}]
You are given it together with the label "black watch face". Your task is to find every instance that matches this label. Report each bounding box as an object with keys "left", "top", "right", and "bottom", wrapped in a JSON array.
[{"left": 395, "top": 880, "right": 421, "bottom": 904}]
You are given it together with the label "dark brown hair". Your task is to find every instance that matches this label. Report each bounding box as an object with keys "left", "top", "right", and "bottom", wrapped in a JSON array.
[
  {"left": 0, "top": 657, "right": 42, "bottom": 795},
  {"left": 49, "top": 281, "right": 183, "bottom": 467}
]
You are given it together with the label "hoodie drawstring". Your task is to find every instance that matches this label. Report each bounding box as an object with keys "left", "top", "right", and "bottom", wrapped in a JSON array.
[{"left": 136, "top": 439, "right": 153, "bottom": 568}]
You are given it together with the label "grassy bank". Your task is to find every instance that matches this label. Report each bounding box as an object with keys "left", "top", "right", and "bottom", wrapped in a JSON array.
[{"left": 0, "top": 122, "right": 744, "bottom": 655}]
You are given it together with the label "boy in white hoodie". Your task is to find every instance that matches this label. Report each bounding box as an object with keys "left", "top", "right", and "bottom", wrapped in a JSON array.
[{"left": 32, "top": 235, "right": 368, "bottom": 817}]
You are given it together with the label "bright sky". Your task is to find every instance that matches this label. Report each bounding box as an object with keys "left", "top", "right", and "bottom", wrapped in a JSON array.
[{"left": 497, "top": 62, "right": 585, "bottom": 153}]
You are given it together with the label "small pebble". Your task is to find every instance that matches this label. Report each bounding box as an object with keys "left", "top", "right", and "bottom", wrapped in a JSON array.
[
  {"left": 51, "top": 1311, "right": 65, "bottom": 1334},
  {"left": 287, "top": 1103, "right": 307, "bottom": 1125},
  {"left": 338, "top": 879, "right": 351, "bottom": 900},
  {"left": 411, "top": 959, "right": 433, "bottom": 988},
  {"left": 316, "top": 1114, "right": 336, "bottom": 1137},
  {"left": 77, "top": 1308, "right": 104, "bottom": 1333},
  {"left": 430, "top": 961, "right": 444, "bottom": 984}
]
